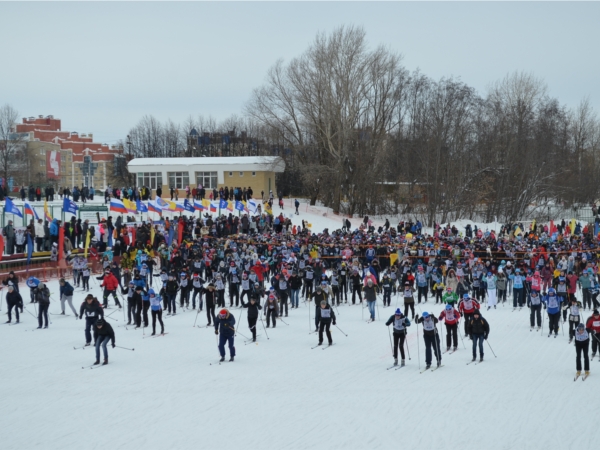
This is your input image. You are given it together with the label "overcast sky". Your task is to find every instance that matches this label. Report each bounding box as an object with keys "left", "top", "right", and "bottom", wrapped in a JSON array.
[{"left": 2, "top": 1, "right": 599, "bottom": 144}]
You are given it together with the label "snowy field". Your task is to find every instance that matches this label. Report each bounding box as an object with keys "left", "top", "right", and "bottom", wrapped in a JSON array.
[{"left": 1, "top": 202, "right": 596, "bottom": 450}]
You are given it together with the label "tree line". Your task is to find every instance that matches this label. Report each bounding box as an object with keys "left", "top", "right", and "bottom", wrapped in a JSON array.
[{"left": 83, "top": 26, "right": 600, "bottom": 223}]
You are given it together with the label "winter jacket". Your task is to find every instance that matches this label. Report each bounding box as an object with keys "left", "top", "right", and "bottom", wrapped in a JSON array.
[
  {"left": 214, "top": 311, "right": 236, "bottom": 337},
  {"left": 416, "top": 316, "right": 439, "bottom": 336},
  {"left": 101, "top": 273, "right": 119, "bottom": 291},
  {"left": 542, "top": 293, "right": 563, "bottom": 314},
  {"left": 385, "top": 314, "right": 411, "bottom": 333},
  {"left": 439, "top": 308, "right": 461, "bottom": 325},
  {"left": 35, "top": 287, "right": 51, "bottom": 305},
  {"left": 49, "top": 219, "right": 59, "bottom": 237},
  {"left": 264, "top": 296, "right": 280, "bottom": 315},
  {"left": 467, "top": 315, "right": 490, "bottom": 337},
  {"left": 315, "top": 305, "right": 336, "bottom": 324},
  {"left": 6, "top": 290, "right": 23, "bottom": 307},
  {"left": 241, "top": 300, "right": 262, "bottom": 319},
  {"left": 363, "top": 284, "right": 379, "bottom": 301},
  {"left": 80, "top": 300, "right": 104, "bottom": 319},
  {"left": 93, "top": 321, "right": 115, "bottom": 345}
]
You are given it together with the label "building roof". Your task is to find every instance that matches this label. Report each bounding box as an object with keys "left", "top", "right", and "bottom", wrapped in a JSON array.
[{"left": 128, "top": 156, "right": 285, "bottom": 172}]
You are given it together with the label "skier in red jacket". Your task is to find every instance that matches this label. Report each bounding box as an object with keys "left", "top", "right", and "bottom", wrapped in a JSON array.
[
  {"left": 439, "top": 304, "right": 461, "bottom": 352},
  {"left": 586, "top": 310, "right": 600, "bottom": 358},
  {"left": 100, "top": 268, "right": 121, "bottom": 309}
]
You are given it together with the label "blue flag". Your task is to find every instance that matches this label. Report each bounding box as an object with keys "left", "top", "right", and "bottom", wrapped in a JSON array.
[
  {"left": 183, "top": 200, "right": 195, "bottom": 213},
  {"left": 219, "top": 199, "right": 228, "bottom": 209},
  {"left": 168, "top": 226, "right": 174, "bottom": 245},
  {"left": 5, "top": 198, "right": 23, "bottom": 218},
  {"left": 62, "top": 197, "right": 79, "bottom": 215},
  {"left": 27, "top": 233, "right": 33, "bottom": 264},
  {"left": 137, "top": 199, "right": 148, "bottom": 213},
  {"left": 235, "top": 201, "right": 245, "bottom": 212}
]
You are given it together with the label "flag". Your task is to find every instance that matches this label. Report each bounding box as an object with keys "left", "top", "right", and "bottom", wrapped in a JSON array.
[
  {"left": 219, "top": 199, "right": 228, "bottom": 210},
  {"left": 183, "top": 199, "right": 195, "bottom": 213},
  {"left": 136, "top": 199, "right": 148, "bottom": 213},
  {"left": 123, "top": 198, "right": 137, "bottom": 213},
  {"left": 173, "top": 201, "right": 185, "bottom": 212},
  {"left": 194, "top": 200, "right": 204, "bottom": 211},
  {"left": 178, "top": 220, "right": 183, "bottom": 244},
  {"left": 514, "top": 226, "right": 522, "bottom": 237},
  {"left": 0, "top": 234, "right": 4, "bottom": 262},
  {"left": 531, "top": 219, "right": 536, "bottom": 231},
  {"left": 156, "top": 197, "right": 168, "bottom": 208},
  {"left": 84, "top": 230, "right": 91, "bottom": 258},
  {"left": 226, "top": 201, "right": 233, "bottom": 212},
  {"left": 247, "top": 199, "right": 258, "bottom": 213},
  {"left": 62, "top": 197, "right": 79, "bottom": 215},
  {"left": 151, "top": 225, "right": 155, "bottom": 245},
  {"left": 310, "top": 250, "right": 318, "bottom": 259},
  {"left": 109, "top": 199, "right": 128, "bottom": 214},
  {"left": 235, "top": 201, "right": 245, "bottom": 212},
  {"left": 390, "top": 253, "right": 398, "bottom": 266},
  {"left": 148, "top": 200, "right": 163, "bottom": 215},
  {"left": 570, "top": 218, "right": 576, "bottom": 234},
  {"left": 58, "top": 226, "right": 64, "bottom": 262},
  {"left": 210, "top": 202, "right": 218, "bottom": 213},
  {"left": 44, "top": 200, "right": 52, "bottom": 222},
  {"left": 5, "top": 198, "right": 23, "bottom": 218},
  {"left": 202, "top": 199, "right": 210, "bottom": 210},
  {"left": 24, "top": 202, "right": 40, "bottom": 220},
  {"left": 168, "top": 226, "right": 174, "bottom": 245}
]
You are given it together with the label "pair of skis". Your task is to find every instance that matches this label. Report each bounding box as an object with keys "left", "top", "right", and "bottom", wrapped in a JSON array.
[
  {"left": 420, "top": 364, "right": 443, "bottom": 373},
  {"left": 574, "top": 372, "right": 590, "bottom": 381},
  {"left": 311, "top": 343, "right": 334, "bottom": 350},
  {"left": 142, "top": 332, "right": 168, "bottom": 339}
]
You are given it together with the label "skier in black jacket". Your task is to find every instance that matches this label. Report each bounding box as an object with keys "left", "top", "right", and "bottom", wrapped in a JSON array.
[
  {"left": 80, "top": 294, "right": 104, "bottom": 345},
  {"left": 415, "top": 311, "right": 442, "bottom": 369},
  {"left": 35, "top": 282, "right": 51, "bottom": 329},
  {"left": 315, "top": 300, "right": 336, "bottom": 346},
  {"left": 241, "top": 296, "right": 263, "bottom": 342},
  {"left": 5, "top": 285, "right": 23, "bottom": 323},
  {"left": 385, "top": 308, "right": 411, "bottom": 366},
  {"left": 466, "top": 309, "right": 490, "bottom": 362},
  {"left": 93, "top": 319, "right": 115, "bottom": 365}
]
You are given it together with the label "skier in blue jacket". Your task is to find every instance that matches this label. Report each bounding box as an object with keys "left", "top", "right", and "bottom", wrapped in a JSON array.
[
  {"left": 214, "top": 309, "right": 236, "bottom": 362},
  {"left": 542, "top": 288, "right": 564, "bottom": 337}
]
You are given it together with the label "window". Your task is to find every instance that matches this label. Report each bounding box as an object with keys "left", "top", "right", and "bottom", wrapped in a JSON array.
[
  {"left": 61, "top": 155, "right": 66, "bottom": 162},
  {"left": 239, "top": 172, "right": 244, "bottom": 177},
  {"left": 168, "top": 172, "right": 189, "bottom": 189},
  {"left": 40, "top": 160, "right": 45, "bottom": 166},
  {"left": 252, "top": 172, "right": 256, "bottom": 177},
  {"left": 228, "top": 172, "right": 233, "bottom": 177},
  {"left": 195, "top": 171, "right": 217, "bottom": 189},
  {"left": 137, "top": 172, "right": 163, "bottom": 190}
]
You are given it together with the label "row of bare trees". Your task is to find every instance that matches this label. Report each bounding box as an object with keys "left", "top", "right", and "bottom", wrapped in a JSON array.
[{"left": 123, "top": 26, "right": 600, "bottom": 224}]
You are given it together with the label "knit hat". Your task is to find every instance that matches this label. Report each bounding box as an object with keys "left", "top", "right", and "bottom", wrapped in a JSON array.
[
  {"left": 395, "top": 308, "right": 402, "bottom": 315},
  {"left": 219, "top": 309, "right": 228, "bottom": 317},
  {"left": 594, "top": 310, "right": 600, "bottom": 315}
]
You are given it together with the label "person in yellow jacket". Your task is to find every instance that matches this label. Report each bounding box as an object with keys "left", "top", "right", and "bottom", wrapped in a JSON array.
[{"left": 432, "top": 281, "right": 445, "bottom": 304}]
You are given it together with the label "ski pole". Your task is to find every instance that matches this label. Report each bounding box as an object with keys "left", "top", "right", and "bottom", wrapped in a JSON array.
[
  {"left": 115, "top": 345, "right": 135, "bottom": 351},
  {"left": 225, "top": 323, "right": 249, "bottom": 341},
  {"left": 279, "top": 316, "right": 290, "bottom": 326},
  {"left": 259, "top": 314, "right": 269, "bottom": 340},
  {"left": 193, "top": 307, "right": 200, "bottom": 327},
  {"left": 416, "top": 320, "right": 421, "bottom": 370},
  {"left": 334, "top": 324, "right": 348, "bottom": 337},
  {"left": 541, "top": 308, "right": 545, "bottom": 338},
  {"left": 308, "top": 299, "right": 312, "bottom": 333},
  {"left": 457, "top": 322, "right": 467, "bottom": 349},
  {"left": 435, "top": 322, "right": 443, "bottom": 363},
  {"left": 404, "top": 330, "right": 411, "bottom": 360},
  {"left": 486, "top": 338, "right": 497, "bottom": 357},
  {"left": 387, "top": 325, "right": 393, "bottom": 354}
]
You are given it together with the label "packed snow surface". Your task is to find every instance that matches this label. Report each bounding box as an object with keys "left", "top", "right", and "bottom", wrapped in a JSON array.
[{"left": 1, "top": 200, "right": 595, "bottom": 450}]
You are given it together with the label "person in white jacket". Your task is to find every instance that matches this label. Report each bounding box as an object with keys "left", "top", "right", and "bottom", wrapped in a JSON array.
[
  {"left": 486, "top": 272, "right": 498, "bottom": 310},
  {"left": 34, "top": 219, "right": 45, "bottom": 252}
]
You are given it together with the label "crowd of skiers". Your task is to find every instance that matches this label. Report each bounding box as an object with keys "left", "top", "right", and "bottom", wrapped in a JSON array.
[{"left": 2, "top": 212, "right": 600, "bottom": 377}]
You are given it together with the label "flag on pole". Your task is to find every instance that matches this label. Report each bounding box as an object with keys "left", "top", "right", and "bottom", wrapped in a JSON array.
[
  {"left": 62, "top": 197, "right": 79, "bottom": 215},
  {"left": 247, "top": 199, "right": 258, "bottom": 213},
  {"left": 109, "top": 199, "right": 128, "bottom": 214},
  {"left": 226, "top": 201, "right": 233, "bottom": 212},
  {"left": 5, "top": 198, "right": 23, "bottom": 218},
  {"left": 123, "top": 198, "right": 137, "bottom": 213},
  {"left": 210, "top": 201, "right": 218, "bottom": 213},
  {"left": 136, "top": 199, "right": 148, "bottom": 213},
  {"left": 183, "top": 200, "right": 195, "bottom": 213},
  {"left": 219, "top": 199, "right": 228, "bottom": 210},
  {"left": 24, "top": 202, "right": 40, "bottom": 220},
  {"left": 235, "top": 201, "right": 245, "bottom": 212},
  {"left": 44, "top": 200, "right": 52, "bottom": 222},
  {"left": 151, "top": 225, "right": 155, "bottom": 245},
  {"left": 156, "top": 197, "right": 168, "bottom": 208},
  {"left": 194, "top": 200, "right": 204, "bottom": 211},
  {"left": 148, "top": 200, "right": 163, "bottom": 215},
  {"left": 27, "top": 233, "right": 34, "bottom": 264},
  {"left": 390, "top": 253, "right": 398, "bottom": 266},
  {"left": 202, "top": 199, "right": 210, "bottom": 210},
  {"left": 84, "top": 230, "right": 91, "bottom": 258}
]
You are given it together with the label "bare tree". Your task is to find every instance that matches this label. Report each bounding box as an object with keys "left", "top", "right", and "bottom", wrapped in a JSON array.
[{"left": 0, "top": 104, "right": 27, "bottom": 183}]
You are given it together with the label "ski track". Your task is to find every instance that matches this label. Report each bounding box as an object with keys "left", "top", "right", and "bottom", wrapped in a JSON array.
[{"left": 1, "top": 204, "right": 597, "bottom": 449}]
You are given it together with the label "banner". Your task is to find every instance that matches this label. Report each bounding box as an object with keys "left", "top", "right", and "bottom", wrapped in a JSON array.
[{"left": 46, "top": 150, "right": 60, "bottom": 180}]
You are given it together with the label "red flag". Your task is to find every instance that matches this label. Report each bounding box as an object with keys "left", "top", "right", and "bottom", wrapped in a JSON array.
[
  {"left": 178, "top": 218, "right": 184, "bottom": 244},
  {"left": 0, "top": 234, "right": 4, "bottom": 261},
  {"left": 550, "top": 220, "right": 555, "bottom": 234},
  {"left": 58, "top": 226, "right": 64, "bottom": 262},
  {"left": 131, "top": 226, "right": 136, "bottom": 246}
]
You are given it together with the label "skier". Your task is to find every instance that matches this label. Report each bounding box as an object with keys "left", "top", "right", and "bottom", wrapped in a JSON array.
[
  {"left": 585, "top": 310, "right": 600, "bottom": 358},
  {"left": 92, "top": 318, "right": 115, "bottom": 366},
  {"left": 564, "top": 297, "right": 583, "bottom": 343},
  {"left": 485, "top": 272, "right": 497, "bottom": 310},
  {"left": 458, "top": 294, "right": 480, "bottom": 336},
  {"left": 79, "top": 294, "right": 104, "bottom": 346},
  {"left": 381, "top": 273, "right": 393, "bottom": 307},
  {"left": 574, "top": 323, "right": 590, "bottom": 380},
  {"left": 310, "top": 285, "right": 328, "bottom": 331},
  {"left": 148, "top": 288, "right": 164, "bottom": 336},
  {"left": 58, "top": 278, "right": 77, "bottom": 316},
  {"left": 241, "top": 296, "right": 262, "bottom": 342},
  {"left": 528, "top": 290, "right": 542, "bottom": 331},
  {"left": 99, "top": 268, "right": 121, "bottom": 309},
  {"left": 385, "top": 308, "right": 411, "bottom": 366},
  {"left": 402, "top": 281, "right": 416, "bottom": 319},
  {"left": 34, "top": 282, "right": 51, "bottom": 329},
  {"left": 439, "top": 303, "right": 460, "bottom": 352},
  {"left": 442, "top": 286, "right": 458, "bottom": 307},
  {"left": 204, "top": 283, "right": 217, "bottom": 326},
  {"left": 214, "top": 309, "right": 236, "bottom": 362},
  {"left": 264, "top": 290, "right": 279, "bottom": 328},
  {"left": 191, "top": 272, "right": 205, "bottom": 310},
  {"left": 415, "top": 312, "right": 442, "bottom": 369},
  {"left": 363, "top": 278, "right": 379, "bottom": 322},
  {"left": 316, "top": 300, "right": 336, "bottom": 346},
  {"left": 467, "top": 309, "right": 490, "bottom": 362},
  {"left": 5, "top": 285, "right": 23, "bottom": 324},
  {"left": 542, "top": 288, "right": 563, "bottom": 337}
]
